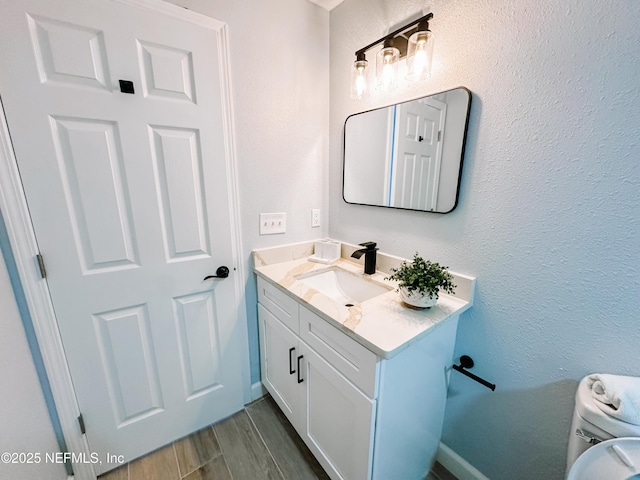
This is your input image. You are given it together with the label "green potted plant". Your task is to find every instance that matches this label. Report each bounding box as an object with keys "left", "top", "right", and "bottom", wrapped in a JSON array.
[{"left": 385, "top": 253, "right": 456, "bottom": 309}]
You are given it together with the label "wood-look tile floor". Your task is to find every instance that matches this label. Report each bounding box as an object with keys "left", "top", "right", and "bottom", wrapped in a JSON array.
[{"left": 98, "top": 395, "right": 457, "bottom": 480}]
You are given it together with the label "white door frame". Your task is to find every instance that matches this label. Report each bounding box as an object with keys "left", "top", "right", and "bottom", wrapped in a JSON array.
[{"left": 0, "top": 1, "right": 249, "bottom": 479}]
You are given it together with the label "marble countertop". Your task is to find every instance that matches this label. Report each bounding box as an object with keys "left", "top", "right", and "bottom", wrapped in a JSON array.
[{"left": 253, "top": 240, "right": 476, "bottom": 359}]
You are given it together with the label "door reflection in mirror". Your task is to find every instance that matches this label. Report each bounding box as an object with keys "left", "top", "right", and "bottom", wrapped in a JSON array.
[{"left": 343, "top": 87, "right": 471, "bottom": 213}]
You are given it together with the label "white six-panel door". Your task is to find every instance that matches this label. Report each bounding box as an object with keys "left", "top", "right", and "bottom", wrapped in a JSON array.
[
  {"left": 391, "top": 97, "right": 447, "bottom": 211},
  {"left": 0, "top": 0, "right": 245, "bottom": 474}
]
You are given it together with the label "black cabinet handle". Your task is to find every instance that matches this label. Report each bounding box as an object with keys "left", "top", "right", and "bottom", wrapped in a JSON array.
[
  {"left": 289, "top": 347, "right": 296, "bottom": 375},
  {"left": 204, "top": 266, "right": 230, "bottom": 280},
  {"left": 297, "top": 355, "right": 304, "bottom": 383}
]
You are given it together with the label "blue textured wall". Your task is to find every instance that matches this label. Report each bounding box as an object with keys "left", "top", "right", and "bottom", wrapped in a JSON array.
[{"left": 330, "top": 0, "right": 640, "bottom": 478}]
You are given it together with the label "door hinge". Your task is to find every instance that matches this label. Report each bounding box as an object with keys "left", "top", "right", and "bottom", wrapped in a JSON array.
[
  {"left": 437, "top": 130, "right": 442, "bottom": 141},
  {"left": 78, "top": 414, "right": 86, "bottom": 435},
  {"left": 36, "top": 253, "right": 47, "bottom": 279}
]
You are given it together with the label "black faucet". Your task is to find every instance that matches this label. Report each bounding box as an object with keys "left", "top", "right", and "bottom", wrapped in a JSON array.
[{"left": 351, "top": 242, "right": 379, "bottom": 275}]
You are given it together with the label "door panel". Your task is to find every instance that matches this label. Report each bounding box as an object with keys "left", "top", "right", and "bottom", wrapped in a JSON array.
[
  {"left": 173, "top": 291, "right": 223, "bottom": 399},
  {"left": 50, "top": 116, "right": 139, "bottom": 272},
  {"left": 0, "top": 0, "right": 243, "bottom": 473},
  {"left": 27, "top": 13, "right": 113, "bottom": 90},
  {"left": 137, "top": 39, "right": 196, "bottom": 102},
  {"left": 149, "top": 125, "right": 210, "bottom": 261},
  {"left": 93, "top": 304, "right": 163, "bottom": 425}
]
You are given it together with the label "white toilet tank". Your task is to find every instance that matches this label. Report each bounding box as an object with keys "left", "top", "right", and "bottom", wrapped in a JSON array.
[{"left": 566, "top": 376, "right": 640, "bottom": 477}]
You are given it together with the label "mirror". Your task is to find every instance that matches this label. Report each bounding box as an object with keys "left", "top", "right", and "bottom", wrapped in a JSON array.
[{"left": 343, "top": 87, "right": 471, "bottom": 213}]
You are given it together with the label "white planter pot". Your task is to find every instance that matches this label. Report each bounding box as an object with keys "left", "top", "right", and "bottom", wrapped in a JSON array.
[{"left": 399, "top": 287, "right": 438, "bottom": 309}]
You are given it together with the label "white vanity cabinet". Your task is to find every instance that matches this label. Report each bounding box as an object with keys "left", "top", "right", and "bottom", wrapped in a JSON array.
[
  {"left": 257, "top": 275, "right": 461, "bottom": 480},
  {"left": 258, "top": 281, "right": 376, "bottom": 480}
]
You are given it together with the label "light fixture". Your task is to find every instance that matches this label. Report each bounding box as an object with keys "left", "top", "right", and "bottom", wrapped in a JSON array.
[
  {"left": 376, "top": 38, "right": 400, "bottom": 91},
  {"left": 349, "top": 13, "right": 433, "bottom": 99},
  {"left": 406, "top": 19, "right": 433, "bottom": 81},
  {"left": 349, "top": 52, "right": 370, "bottom": 99}
]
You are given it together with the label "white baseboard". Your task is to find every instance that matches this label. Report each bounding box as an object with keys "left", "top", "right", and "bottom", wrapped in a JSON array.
[
  {"left": 251, "top": 381, "right": 267, "bottom": 402},
  {"left": 437, "top": 442, "right": 489, "bottom": 480}
]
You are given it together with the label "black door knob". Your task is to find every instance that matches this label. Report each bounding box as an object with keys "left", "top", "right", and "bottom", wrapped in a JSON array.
[{"left": 204, "top": 266, "right": 230, "bottom": 280}]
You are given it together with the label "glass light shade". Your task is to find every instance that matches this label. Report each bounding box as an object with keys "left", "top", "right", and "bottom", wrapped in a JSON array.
[
  {"left": 376, "top": 45, "right": 399, "bottom": 91},
  {"left": 406, "top": 30, "right": 433, "bottom": 81},
  {"left": 350, "top": 59, "right": 370, "bottom": 100}
]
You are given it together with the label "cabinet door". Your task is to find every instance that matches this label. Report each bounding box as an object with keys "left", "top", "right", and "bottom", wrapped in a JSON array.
[
  {"left": 258, "top": 304, "right": 300, "bottom": 423},
  {"left": 298, "top": 342, "right": 376, "bottom": 480}
]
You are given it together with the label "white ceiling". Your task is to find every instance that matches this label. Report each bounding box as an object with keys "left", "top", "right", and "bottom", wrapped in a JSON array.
[{"left": 307, "top": 0, "right": 345, "bottom": 11}]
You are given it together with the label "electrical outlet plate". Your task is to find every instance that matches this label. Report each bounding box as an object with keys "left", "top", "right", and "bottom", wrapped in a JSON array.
[
  {"left": 311, "top": 209, "right": 321, "bottom": 227},
  {"left": 259, "top": 212, "right": 286, "bottom": 235}
]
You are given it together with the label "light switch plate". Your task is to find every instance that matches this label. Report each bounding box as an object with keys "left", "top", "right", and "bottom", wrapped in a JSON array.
[
  {"left": 259, "top": 212, "right": 286, "bottom": 235},
  {"left": 311, "top": 209, "right": 321, "bottom": 227}
]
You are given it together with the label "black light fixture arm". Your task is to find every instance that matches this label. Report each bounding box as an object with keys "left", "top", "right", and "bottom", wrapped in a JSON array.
[{"left": 354, "top": 12, "right": 433, "bottom": 59}]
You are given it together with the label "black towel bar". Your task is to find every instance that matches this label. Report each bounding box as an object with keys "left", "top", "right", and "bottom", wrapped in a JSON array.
[{"left": 452, "top": 355, "right": 496, "bottom": 391}]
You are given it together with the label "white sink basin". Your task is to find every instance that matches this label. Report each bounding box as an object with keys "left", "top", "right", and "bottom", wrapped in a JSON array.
[{"left": 296, "top": 268, "right": 391, "bottom": 304}]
